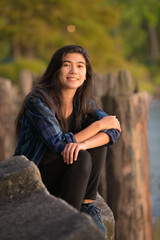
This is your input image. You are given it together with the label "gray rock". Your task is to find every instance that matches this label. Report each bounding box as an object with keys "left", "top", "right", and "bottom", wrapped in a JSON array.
[
  {"left": 94, "top": 194, "right": 115, "bottom": 240},
  {"left": 0, "top": 156, "right": 106, "bottom": 240}
]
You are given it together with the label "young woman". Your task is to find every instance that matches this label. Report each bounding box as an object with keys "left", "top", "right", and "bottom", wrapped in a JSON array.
[{"left": 14, "top": 45, "right": 121, "bottom": 235}]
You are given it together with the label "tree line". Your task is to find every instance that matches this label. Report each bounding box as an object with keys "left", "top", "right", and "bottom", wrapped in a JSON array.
[{"left": 1, "top": 0, "right": 160, "bottom": 91}]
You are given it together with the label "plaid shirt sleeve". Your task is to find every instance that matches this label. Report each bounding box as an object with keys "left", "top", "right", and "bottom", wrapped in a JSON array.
[
  {"left": 93, "top": 108, "right": 120, "bottom": 147},
  {"left": 25, "top": 96, "right": 77, "bottom": 154}
]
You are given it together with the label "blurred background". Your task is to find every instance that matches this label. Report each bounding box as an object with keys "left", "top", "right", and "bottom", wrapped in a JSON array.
[{"left": 0, "top": 0, "right": 160, "bottom": 239}]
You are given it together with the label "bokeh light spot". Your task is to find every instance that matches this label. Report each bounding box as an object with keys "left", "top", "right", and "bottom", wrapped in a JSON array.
[{"left": 67, "top": 25, "right": 76, "bottom": 33}]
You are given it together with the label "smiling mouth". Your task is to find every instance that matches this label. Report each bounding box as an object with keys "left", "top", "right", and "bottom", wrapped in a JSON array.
[{"left": 67, "top": 77, "right": 78, "bottom": 81}]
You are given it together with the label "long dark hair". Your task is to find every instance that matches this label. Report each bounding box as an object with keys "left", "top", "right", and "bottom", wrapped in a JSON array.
[{"left": 16, "top": 45, "right": 97, "bottom": 135}]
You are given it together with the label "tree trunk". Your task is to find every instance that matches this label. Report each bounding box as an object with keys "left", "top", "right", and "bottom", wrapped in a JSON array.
[
  {"left": 148, "top": 25, "right": 159, "bottom": 59},
  {"left": 11, "top": 39, "right": 22, "bottom": 59}
]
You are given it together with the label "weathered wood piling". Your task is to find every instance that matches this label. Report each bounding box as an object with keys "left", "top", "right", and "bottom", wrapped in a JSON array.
[
  {"left": 0, "top": 78, "right": 15, "bottom": 162},
  {"left": 95, "top": 70, "right": 152, "bottom": 240}
]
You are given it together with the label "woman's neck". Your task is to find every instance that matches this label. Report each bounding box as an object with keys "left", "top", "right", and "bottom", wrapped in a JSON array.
[{"left": 61, "top": 89, "right": 76, "bottom": 119}]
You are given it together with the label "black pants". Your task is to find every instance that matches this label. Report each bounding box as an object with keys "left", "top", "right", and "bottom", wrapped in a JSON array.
[{"left": 39, "top": 146, "right": 107, "bottom": 210}]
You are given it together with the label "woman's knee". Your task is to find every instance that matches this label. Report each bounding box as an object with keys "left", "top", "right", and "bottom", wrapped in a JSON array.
[{"left": 74, "top": 150, "right": 92, "bottom": 176}]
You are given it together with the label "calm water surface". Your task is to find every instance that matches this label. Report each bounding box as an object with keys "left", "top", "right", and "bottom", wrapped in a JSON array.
[{"left": 149, "top": 99, "right": 160, "bottom": 223}]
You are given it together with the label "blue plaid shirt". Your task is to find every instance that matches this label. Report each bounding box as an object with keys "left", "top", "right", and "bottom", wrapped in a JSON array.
[{"left": 14, "top": 94, "right": 120, "bottom": 166}]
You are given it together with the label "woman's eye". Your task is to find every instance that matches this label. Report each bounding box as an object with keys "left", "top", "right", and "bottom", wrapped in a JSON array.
[
  {"left": 63, "top": 64, "right": 70, "bottom": 67},
  {"left": 78, "top": 65, "right": 84, "bottom": 68}
]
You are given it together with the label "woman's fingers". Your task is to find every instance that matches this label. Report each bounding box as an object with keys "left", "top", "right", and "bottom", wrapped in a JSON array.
[
  {"left": 62, "top": 143, "right": 72, "bottom": 164},
  {"left": 113, "top": 117, "right": 120, "bottom": 131},
  {"left": 102, "top": 115, "right": 121, "bottom": 132},
  {"left": 115, "top": 118, "right": 121, "bottom": 132},
  {"left": 62, "top": 143, "right": 69, "bottom": 163},
  {"left": 68, "top": 144, "right": 76, "bottom": 164},
  {"left": 61, "top": 143, "right": 86, "bottom": 165},
  {"left": 74, "top": 145, "right": 80, "bottom": 161},
  {"left": 62, "top": 143, "right": 78, "bottom": 164}
]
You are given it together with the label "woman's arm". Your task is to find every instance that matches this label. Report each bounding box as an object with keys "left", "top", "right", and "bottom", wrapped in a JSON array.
[
  {"left": 26, "top": 96, "right": 120, "bottom": 164},
  {"left": 82, "top": 131, "right": 110, "bottom": 149},
  {"left": 62, "top": 132, "right": 110, "bottom": 164},
  {"left": 25, "top": 96, "right": 120, "bottom": 154},
  {"left": 74, "top": 115, "right": 121, "bottom": 142},
  {"left": 62, "top": 116, "right": 121, "bottom": 164},
  {"left": 62, "top": 108, "right": 121, "bottom": 164}
]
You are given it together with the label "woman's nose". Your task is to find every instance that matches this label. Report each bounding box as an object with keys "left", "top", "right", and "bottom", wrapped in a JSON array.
[{"left": 69, "top": 65, "right": 78, "bottom": 74}]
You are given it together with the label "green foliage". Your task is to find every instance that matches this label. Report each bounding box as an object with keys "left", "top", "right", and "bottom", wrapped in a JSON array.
[
  {"left": 0, "top": 0, "right": 124, "bottom": 72},
  {"left": 15, "top": 58, "right": 46, "bottom": 76},
  {"left": 109, "top": 0, "right": 160, "bottom": 61},
  {"left": 1, "top": 0, "right": 160, "bottom": 92},
  {"left": 0, "top": 63, "right": 17, "bottom": 83},
  {"left": 148, "top": 62, "right": 160, "bottom": 88},
  {"left": 127, "top": 62, "right": 153, "bottom": 92},
  {"left": 0, "top": 41, "right": 11, "bottom": 60},
  {"left": 0, "top": 58, "right": 46, "bottom": 84}
]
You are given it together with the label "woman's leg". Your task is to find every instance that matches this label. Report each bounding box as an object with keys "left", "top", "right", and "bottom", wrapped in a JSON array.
[
  {"left": 39, "top": 150, "right": 92, "bottom": 210},
  {"left": 39, "top": 156, "right": 67, "bottom": 197},
  {"left": 60, "top": 150, "right": 92, "bottom": 210},
  {"left": 84, "top": 145, "right": 107, "bottom": 200},
  {"left": 80, "top": 146, "right": 107, "bottom": 235}
]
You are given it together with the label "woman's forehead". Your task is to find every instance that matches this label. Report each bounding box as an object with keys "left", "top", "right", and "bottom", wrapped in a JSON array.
[{"left": 62, "top": 53, "right": 86, "bottom": 64}]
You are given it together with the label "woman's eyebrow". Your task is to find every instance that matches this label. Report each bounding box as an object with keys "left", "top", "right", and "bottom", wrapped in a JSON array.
[{"left": 63, "top": 60, "right": 86, "bottom": 65}]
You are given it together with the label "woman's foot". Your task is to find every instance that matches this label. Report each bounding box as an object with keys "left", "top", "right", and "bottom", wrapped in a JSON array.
[{"left": 80, "top": 203, "right": 107, "bottom": 236}]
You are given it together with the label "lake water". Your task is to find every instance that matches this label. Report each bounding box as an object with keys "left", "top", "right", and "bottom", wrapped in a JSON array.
[{"left": 149, "top": 99, "right": 160, "bottom": 223}]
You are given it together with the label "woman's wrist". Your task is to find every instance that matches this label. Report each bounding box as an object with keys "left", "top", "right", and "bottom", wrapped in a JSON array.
[
  {"left": 94, "top": 120, "right": 102, "bottom": 132},
  {"left": 81, "top": 140, "right": 88, "bottom": 149}
]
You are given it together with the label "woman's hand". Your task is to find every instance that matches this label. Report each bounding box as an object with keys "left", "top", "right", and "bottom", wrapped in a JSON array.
[
  {"left": 100, "top": 116, "right": 121, "bottom": 132},
  {"left": 61, "top": 142, "right": 86, "bottom": 165}
]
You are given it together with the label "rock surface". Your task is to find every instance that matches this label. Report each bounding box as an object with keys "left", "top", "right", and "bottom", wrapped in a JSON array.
[
  {"left": 0, "top": 156, "right": 113, "bottom": 240},
  {"left": 94, "top": 193, "right": 115, "bottom": 240}
]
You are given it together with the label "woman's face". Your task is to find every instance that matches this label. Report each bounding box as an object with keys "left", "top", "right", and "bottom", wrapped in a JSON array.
[{"left": 59, "top": 53, "right": 87, "bottom": 91}]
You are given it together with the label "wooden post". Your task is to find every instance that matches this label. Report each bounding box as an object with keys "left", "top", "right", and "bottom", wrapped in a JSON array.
[
  {"left": 19, "top": 70, "right": 33, "bottom": 97},
  {"left": 0, "top": 79, "right": 15, "bottom": 161},
  {"left": 101, "top": 70, "right": 152, "bottom": 240}
]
